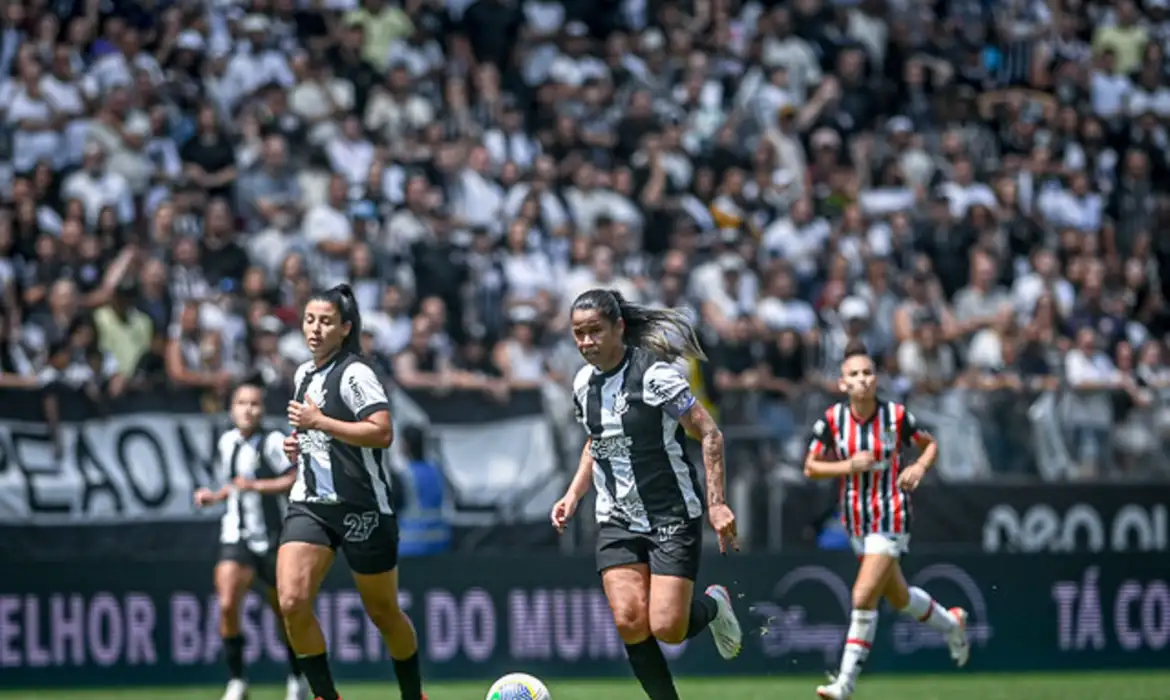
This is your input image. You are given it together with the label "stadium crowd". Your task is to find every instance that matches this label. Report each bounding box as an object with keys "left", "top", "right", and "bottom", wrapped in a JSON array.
[{"left": 1, "top": 0, "right": 1170, "bottom": 480}]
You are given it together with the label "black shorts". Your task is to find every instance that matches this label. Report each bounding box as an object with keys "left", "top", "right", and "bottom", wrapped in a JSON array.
[
  {"left": 218, "top": 543, "right": 278, "bottom": 588},
  {"left": 281, "top": 501, "right": 399, "bottom": 575},
  {"left": 596, "top": 518, "right": 703, "bottom": 581}
]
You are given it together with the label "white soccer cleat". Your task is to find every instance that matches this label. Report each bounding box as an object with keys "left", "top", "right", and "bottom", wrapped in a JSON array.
[
  {"left": 815, "top": 678, "right": 853, "bottom": 700},
  {"left": 704, "top": 584, "right": 743, "bottom": 659},
  {"left": 947, "top": 607, "right": 970, "bottom": 667},
  {"left": 284, "top": 674, "right": 309, "bottom": 700},
  {"left": 220, "top": 679, "right": 248, "bottom": 700}
]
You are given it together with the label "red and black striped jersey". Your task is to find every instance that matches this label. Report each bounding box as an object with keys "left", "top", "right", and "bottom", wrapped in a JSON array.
[{"left": 807, "top": 399, "right": 930, "bottom": 536}]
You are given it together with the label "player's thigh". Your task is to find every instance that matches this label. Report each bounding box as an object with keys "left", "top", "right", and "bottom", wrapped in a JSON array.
[
  {"left": 851, "top": 535, "right": 906, "bottom": 607},
  {"left": 647, "top": 574, "right": 694, "bottom": 641},
  {"left": 276, "top": 511, "right": 337, "bottom": 616},
  {"left": 339, "top": 510, "right": 400, "bottom": 577},
  {"left": 601, "top": 563, "right": 652, "bottom": 639},
  {"left": 351, "top": 566, "right": 403, "bottom": 627},
  {"left": 214, "top": 553, "right": 255, "bottom": 611}
]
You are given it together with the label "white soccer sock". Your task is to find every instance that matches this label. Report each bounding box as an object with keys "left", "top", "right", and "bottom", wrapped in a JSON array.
[
  {"left": 900, "top": 586, "right": 958, "bottom": 634},
  {"left": 837, "top": 609, "right": 878, "bottom": 688}
]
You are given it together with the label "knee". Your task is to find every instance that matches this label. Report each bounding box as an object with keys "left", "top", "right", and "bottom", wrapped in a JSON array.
[
  {"left": 649, "top": 612, "right": 689, "bottom": 645},
  {"left": 218, "top": 593, "right": 241, "bottom": 620},
  {"left": 278, "top": 586, "right": 314, "bottom": 621},
  {"left": 851, "top": 585, "right": 880, "bottom": 611},
  {"left": 363, "top": 595, "right": 404, "bottom": 631},
  {"left": 611, "top": 604, "right": 650, "bottom": 643}
]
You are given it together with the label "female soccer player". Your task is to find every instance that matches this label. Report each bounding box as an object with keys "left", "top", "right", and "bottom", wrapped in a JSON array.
[
  {"left": 804, "top": 341, "right": 970, "bottom": 700},
  {"left": 550, "top": 289, "right": 743, "bottom": 700},
  {"left": 278, "top": 283, "right": 427, "bottom": 700},
  {"left": 194, "top": 382, "right": 307, "bottom": 700}
]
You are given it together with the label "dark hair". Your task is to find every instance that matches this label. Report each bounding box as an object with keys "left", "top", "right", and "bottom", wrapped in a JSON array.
[
  {"left": 570, "top": 289, "right": 706, "bottom": 362},
  {"left": 308, "top": 283, "right": 363, "bottom": 356},
  {"left": 843, "top": 340, "right": 871, "bottom": 360},
  {"left": 232, "top": 378, "right": 265, "bottom": 397}
]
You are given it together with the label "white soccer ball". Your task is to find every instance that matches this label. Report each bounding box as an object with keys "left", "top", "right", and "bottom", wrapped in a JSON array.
[{"left": 486, "top": 672, "right": 551, "bottom": 700}]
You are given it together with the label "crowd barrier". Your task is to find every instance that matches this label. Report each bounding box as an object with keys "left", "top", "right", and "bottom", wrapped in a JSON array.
[{"left": 1, "top": 552, "right": 1166, "bottom": 687}]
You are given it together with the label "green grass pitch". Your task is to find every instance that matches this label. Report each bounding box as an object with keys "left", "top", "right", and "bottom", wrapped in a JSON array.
[{"left": 0, "top": 673, "right": 1165, "bottom": 700}]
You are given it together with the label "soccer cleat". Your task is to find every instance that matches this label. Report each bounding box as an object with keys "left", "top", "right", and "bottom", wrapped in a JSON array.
[
  {"left": 704, "top": 584, "right": 743, "bottom": 659},
  {"left": 285, "top": 675, "right": 308, "bottom": 700},
  {"left": 815, "top": 678, "right": 853, "bottom": 700},
  {"left": 947, "top": 607, "right": 970, "bottom": 667},
  {"left": 221, "top": 679, "right": 248, "bottom": 700}
]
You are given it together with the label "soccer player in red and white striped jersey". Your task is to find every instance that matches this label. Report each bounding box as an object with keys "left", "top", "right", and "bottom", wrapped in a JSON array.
[{"left": 804, "top": 342, "right": 970, "bottom": 700}]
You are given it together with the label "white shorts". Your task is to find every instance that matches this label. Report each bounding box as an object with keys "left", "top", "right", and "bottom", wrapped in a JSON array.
[{"left": 850, "top": 533, "right": 911, "bottom": 558}]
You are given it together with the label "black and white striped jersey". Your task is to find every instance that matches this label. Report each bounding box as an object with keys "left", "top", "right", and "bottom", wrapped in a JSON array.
[
  {"left": 216, "top": 428, "right": 291, "bottom": 553},
  {"left": 572, "top": 347, "right": 705, "bottom": 533},
  {"left": 290, "top": 352, "right": 395, "bottom": 513}
]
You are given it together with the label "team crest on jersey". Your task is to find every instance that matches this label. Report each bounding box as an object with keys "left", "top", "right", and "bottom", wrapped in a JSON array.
[
  {"left": 612, "top": 391, "right": 630, "bottom": 416},
  {"left": 881, "top": 430, "right": 896, "bottom": 446}
]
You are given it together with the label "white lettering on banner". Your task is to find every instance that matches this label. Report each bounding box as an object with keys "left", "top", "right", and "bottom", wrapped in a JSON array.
[
  {"left": 0, "top": 593, "right": 158, "bottom": 668},
  {"left": 890, "top": 564, "right": 993, "bottom": 654},
  {"left": 425, "top": 589, "right": 496, "bottom": 662},
  {"left": 1053, "top": 568, "right": 1170, "bottom": 652},
  {"left": 984, "top": 504, "right": 1168, "bottom": 553},
  {"left": 750, "top": 566, "right": 852, "bottom": 664},
  {"left": 507, "top": 588, "right": 628, "bottom": 662},
  {"left": 0, "top": 414, "right": 226, "bottom": 522}
]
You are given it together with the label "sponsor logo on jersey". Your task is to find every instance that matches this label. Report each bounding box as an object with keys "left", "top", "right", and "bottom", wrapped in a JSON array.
[{"left": 591, "top": 435, "right": 633, "bottom": 461}]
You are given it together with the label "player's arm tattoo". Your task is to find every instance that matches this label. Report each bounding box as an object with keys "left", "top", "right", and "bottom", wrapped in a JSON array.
[{"left": 679, "top": 402, "right": 726, "bottom": 506}]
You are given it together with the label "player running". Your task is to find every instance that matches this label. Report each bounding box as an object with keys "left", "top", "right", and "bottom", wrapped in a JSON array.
[
  {"left": 280, "top": 283, "right": 426, "bottom": 700},
  {"left": 804, "top": 341, "right": 969, "bottom": 700},
  {"left": 194, "top": 382, "right": 308, "bottom": 700},
  {"left": 550, "top": 288, "right": 743, "bottom": 700}
]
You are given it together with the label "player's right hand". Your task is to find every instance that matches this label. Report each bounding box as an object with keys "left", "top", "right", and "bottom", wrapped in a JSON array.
[
  {"left": 283, "top": 434, "right": 300, "bottom": 462},
  {"left": 849, "top": 451, "right": 876, "bottom": 472},
  {"left": 193, "top": 488, "right": 215, "bottom": 507},
  {"left": 550, "top": 496, "right": 578, "bottom": 533}
]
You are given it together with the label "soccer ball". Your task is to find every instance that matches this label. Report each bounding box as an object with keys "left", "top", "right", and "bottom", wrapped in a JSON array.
[{"left": 486, "top": 672, "right": 551, "bottom": 700}]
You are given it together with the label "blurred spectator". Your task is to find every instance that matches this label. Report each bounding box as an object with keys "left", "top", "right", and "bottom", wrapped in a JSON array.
[{"left": 0, "top": 0, "right": 1169, "bottom": 483}]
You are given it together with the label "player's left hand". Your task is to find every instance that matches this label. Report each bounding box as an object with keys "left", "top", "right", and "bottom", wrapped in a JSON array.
[
  {"left": 708, "top": 503, "right": 739, "bottom": 554},
  {"left": 232, "top": 476, "right": 255, "bottom": 492},
  {"left": 897, "top": 463, "right": 927, "bottom": 491},
  {"left": 288, "top": 398, "right": 322, "bottom": 430}
]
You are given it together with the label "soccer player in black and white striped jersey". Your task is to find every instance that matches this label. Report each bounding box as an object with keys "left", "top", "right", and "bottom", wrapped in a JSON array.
[
  {"left": 279, "top": 284, "right": 427, "bottom": 700},
  {"left": 804, "top": 341, "right": 970, "bottom": 700},
  {"left": 193, "top": 382, "right": 306, "bottom": 700},
  {"left": 551, "top": 289, "right": 743, "bottom": 700}
]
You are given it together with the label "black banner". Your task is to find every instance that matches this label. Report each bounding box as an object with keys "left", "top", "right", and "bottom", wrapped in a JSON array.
[{"left": 779, "top": 482, "right": 1169, "bottom": 554}]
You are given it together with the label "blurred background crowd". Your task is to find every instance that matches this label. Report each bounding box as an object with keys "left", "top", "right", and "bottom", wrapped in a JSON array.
[{"left": 2, "top": 0, "right": 1170, "bottom": 484}]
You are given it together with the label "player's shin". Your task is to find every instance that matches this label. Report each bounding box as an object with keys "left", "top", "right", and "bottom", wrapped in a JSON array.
[
  {"left": 899, "top": 586, "right": 959, "bottom": 634},
  {"left": 836, "top": 609, "right": 878, "bottom": 688},
  {"left": 684, "top": 593, "right": 718, "bottom": 639},
  {"left": 624, "top": 638, "right": 682, "bottom": 700}
]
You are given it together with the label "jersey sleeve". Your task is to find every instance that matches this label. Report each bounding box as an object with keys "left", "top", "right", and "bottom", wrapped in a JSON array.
[
  {"left": 642, "top": 362, "right": 697, "bottom": 420},
  {"left": 340, "top": 362, "right": 390, "bottom": 419},
  {"left": 807, "top": 414, "right": 835, "bottom": 458},
  {"left": 900, "top": 407, "right": 930, "bottom": 445},
  {"left": 263, "top": 431, "right": 294, "bottom": 475}
]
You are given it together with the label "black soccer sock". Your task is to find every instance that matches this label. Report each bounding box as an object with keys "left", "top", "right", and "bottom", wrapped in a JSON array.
[
  {"left": 624, "top": 638, "right": 680, "bottom": 700},
  {"left": 685, "top": 593, "right": 719, "bottom": 639},
  {"left": 298, "top": 652, "right": 339, "bottom": 700},
  {"left": 392, "top": 652, "right": 423, "bottom": 700},
  {"left": 285, "top": 643, "right": 302, "bottom": 677},
  {"left": 223, "top": 635, "right": 245, "bottom": 680}
]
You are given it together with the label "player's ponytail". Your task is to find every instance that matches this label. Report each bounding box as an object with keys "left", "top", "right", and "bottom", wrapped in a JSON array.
[
  {"left": 571, "top": 288, "right": 707, "bottom": 362},
  {"left": 309, "top": 283, "right": 364, "bottom": 356}
]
